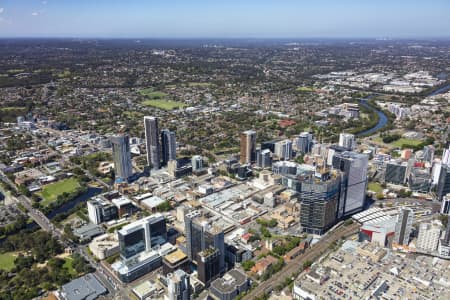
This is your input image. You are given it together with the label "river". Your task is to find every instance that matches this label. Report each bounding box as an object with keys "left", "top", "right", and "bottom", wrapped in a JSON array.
[
  {"left": 427, "top": 83, "right": 450, "bottom": 96},
  {"left": 356, "top": 82, "right": 450, "bottom": 137},
  {"left": 0, "top": 187, "right": 102, "bottom": 244},
  {"left": 357, "top": 95, "right": 388, "bottom": 137}
]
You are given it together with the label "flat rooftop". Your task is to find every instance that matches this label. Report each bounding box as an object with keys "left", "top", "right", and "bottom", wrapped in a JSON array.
[
  {"left": 132, "top": 280, "right": 157, "bottom": 299},
  {"left": 118, "top": 214, "right": 164, "bottom": 235},
  {"left": 60, "top": 274, "right": 107, "bottom": 300},
  {"left": 294, "top": 240, "right": 450, "bottom": 300},
  {"left": 163, "top": 248, "right": 187, "bottom": 264},
  {"left": 211, "top": 269, "right": 247, "bottom": 294}
]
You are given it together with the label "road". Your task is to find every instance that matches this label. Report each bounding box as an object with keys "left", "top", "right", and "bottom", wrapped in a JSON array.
[
  {"left": 76, "top": 245, "right": 123, "bottom": 296},
  {"left": 0, "top": 169, "right": 63, "bottom": 238},
  {"left": 1, "top": 169, "right": 118, "bottom": 296},
  {"left": 19, "top": 194, "right": 62, "bottom": 235},
  {"left": 243, "top": 222, "right": 360, "bottom": 299},
  {"left": 34, "top": 126, "right": 112, "bottom": 190}
]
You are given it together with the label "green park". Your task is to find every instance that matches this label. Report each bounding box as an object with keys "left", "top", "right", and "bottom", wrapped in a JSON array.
[
  {"left": 38, "top": 178, "right": 81, "bottom": 206},
  {"left": 141, "top": 99, "right": 186, "bottom": 110},
  {"left": 139, "top": 88, "right": 186, "bottom": 110},
  {"left": 0, "top": 252, "right": 17, "bottom": 271}
]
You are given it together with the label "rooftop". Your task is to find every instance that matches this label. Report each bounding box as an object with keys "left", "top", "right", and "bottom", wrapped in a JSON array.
[
  {"left": 112, "top": 243, "right": 175, "bottom": 275},
  {"left": 132, "top": 280, "right": 157, "bottom": 299},
  {"left": 60, "top": 274, "right": 107, "bottom": 300},
  {"left": 210, "top": 269, "right": 247, "bottom": 293},
  {"left": 141, "top": 196, "right": 165, "bottom": 208},
  {"left": 118, "top": 214, "right": 164, "bottom": 235},
  {"left": 73, "top": 223, "right": 104, "bottom": 239},
  {"left": 163, "top": 248, "right": 188, "bottom": 264}
]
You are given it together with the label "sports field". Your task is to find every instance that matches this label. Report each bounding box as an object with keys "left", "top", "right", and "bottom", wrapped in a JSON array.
[
  {"left": 187, "top": 82, "right": 214, "bottom": 87},
  {"left": 38, "top": 178, "right": 80, "bottom": 206},
  {"left": 390, "top": 138, "right": 423, "bottom": 148},
  {"left": 296, "top": 86, "right": 314, "bottom": 92},
  {"left": 141, "top": 99, "right": 186, "bottom": 110},
  {"left": 372, "top": 136, "right": 422, "bottom": 149}
]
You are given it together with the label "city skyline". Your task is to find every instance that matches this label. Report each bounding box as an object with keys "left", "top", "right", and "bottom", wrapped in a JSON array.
[
  {"left": 0, "top": 0, "right": 449, "bottom": 38},
  {"left": 1, "top": 4, "right": 450, "bottom": 297}
]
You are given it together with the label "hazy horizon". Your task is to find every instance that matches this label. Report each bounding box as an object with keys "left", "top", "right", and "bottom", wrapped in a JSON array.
[{"left": 0, "top": 0, "right": 449, "bottom": 39}]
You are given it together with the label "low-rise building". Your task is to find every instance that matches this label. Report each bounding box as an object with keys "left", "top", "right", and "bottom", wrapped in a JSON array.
[
  {"left": 209, "top": 269, "right": 249, "bottom": 300},
  {"left": 132, "top": 280, "right": 161, "bottom": 300},
  {"left": 88, "top": 233, "right": 119, "bottom": 260},
  {"left": 112, "top": 243, "right": 175, "bottom": 283},
  {"left": 355, "top": 242, "right": 386, "bottom": 262},
  {"left": 251, "top": 255, "right": 278, "bottom": 276},
  {"left": 73, "top": 223, "right": 105, "bottom": 242},
  {"left": 59, "top": 274, "right": 107, "bottom": 300}
]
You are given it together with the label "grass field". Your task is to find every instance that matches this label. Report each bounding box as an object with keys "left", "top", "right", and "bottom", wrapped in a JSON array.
[
  {"left": 139, "top": 88, "right": 167, "bottom": 99},
  {"left": 0, "top": 107, "right": 27, "bottom": 111},
  {"left": 63, "top": 257, "right": 77, "bottom": 276},
  {"left": 187, "top": 82, "right": 214, "bottom": 87},
  {"left": 123, "top": 111, "right": 144, "bottom": 118},
  {"left": 7, "top": 69, "right": 25, "bottom": 74},
  {"left": 139, "top": 87, "right": 186, "bottom": 110},
  {"left": 296, "top": 86, "right": 314, "bottom": 92},
  {"left": 38, "top": 178, "right": 80, "bottom": 206},
  {"left": 368, "top": 182, "right": 383, "bottom": 193},
  {"left": 141, "top": 99, "right": 186, "bottom": 110},
  {"left": 391, "top": 138, "right": 423, "bottom": 148},
  {"left": 371, "top": 136, "right": 422, "bottom": 148},
  {"left": 57, "top": 70, "right": 71, "bottom": 78},
  {"left": 0, "top": 252, "right": 16, "bottom": 271}
]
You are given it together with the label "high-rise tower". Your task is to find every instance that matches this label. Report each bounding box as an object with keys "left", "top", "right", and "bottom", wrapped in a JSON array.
[
  {"left": 338, "top": 133, "right": 356, "bottom": 150},
  {"left": 240, "top": 130, "right": 256, "bottom": 164},
  {"left": 110, "top": 134, "right": 133, "bottom": 181},
  {"left": 166, "top": 269, "right": 191, "bottom": 300},
  {"left": 117, "top": 214, "right": 167, "bottom": 259},
  {"left": 144, "top": 116, "right": 160, "bottom": 169},
  {"left": 332, "top": 151, "right": 368, "bottom": 218},
  {"left": 161, "top": 129, "right": 177, "bottom": 165},
  {"left": 185, "top": 211, "right": 225, "bottom": 273},
  {"left": 393, "top": 208, "right": 414, "bottom": 246}
]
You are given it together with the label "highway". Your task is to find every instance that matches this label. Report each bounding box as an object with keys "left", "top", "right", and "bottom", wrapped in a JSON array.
[{"left": 243, "top": 222, "right": 360, "bottom": 299}]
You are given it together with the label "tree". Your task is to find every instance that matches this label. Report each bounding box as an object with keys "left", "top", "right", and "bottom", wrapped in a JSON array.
[
  {"left": 376, "top": 192, "right": 385, "bottom": 200},
  {"left": 294, "top": 154, "right": 304, "bottom": 164},
  {"left": 260, "top": 226, "right": 271, "bottom": 238},
  {"left": 18, "top": 184, "right": 31, "bottom": 197},
  {"left": 72, "top": 253, "right": 92, "bottom": 274},
  {"left": 241, "top": 260, "right": 255, "bottom": 271},
  {"left": 439, "top": 214, "right": 449, "bottom": 228},
  {"left": 302, "top": 260, "right": 312, "bottom": 269},
  {"left": 157, "top": 200, "right": 172, "bottom": 212},
  {"left": 47, "top": 257, "right": 65, "bottom": 270},
  {"left": 14, "top": 254, "right": 34, "bottom": 270}
]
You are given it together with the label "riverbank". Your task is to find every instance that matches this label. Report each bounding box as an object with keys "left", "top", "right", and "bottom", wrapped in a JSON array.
[
  {"left": 46, "top": 186, "right": 102, "bottom": 219},
  {"left": 356, "top": 96, "right": 389, "bottom": 137},
  {"left": 355, "top": 82, "right": 450, "bottom": 137}
]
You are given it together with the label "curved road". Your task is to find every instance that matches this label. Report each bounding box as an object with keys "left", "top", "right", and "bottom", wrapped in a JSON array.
[{"left": 243, "top": 223, "right": 360, "bottom": 299}]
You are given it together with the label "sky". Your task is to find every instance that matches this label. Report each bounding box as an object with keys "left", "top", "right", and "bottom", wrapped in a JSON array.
[{"left": 0, "top": 0, "right": 449, "bottom": 38}]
